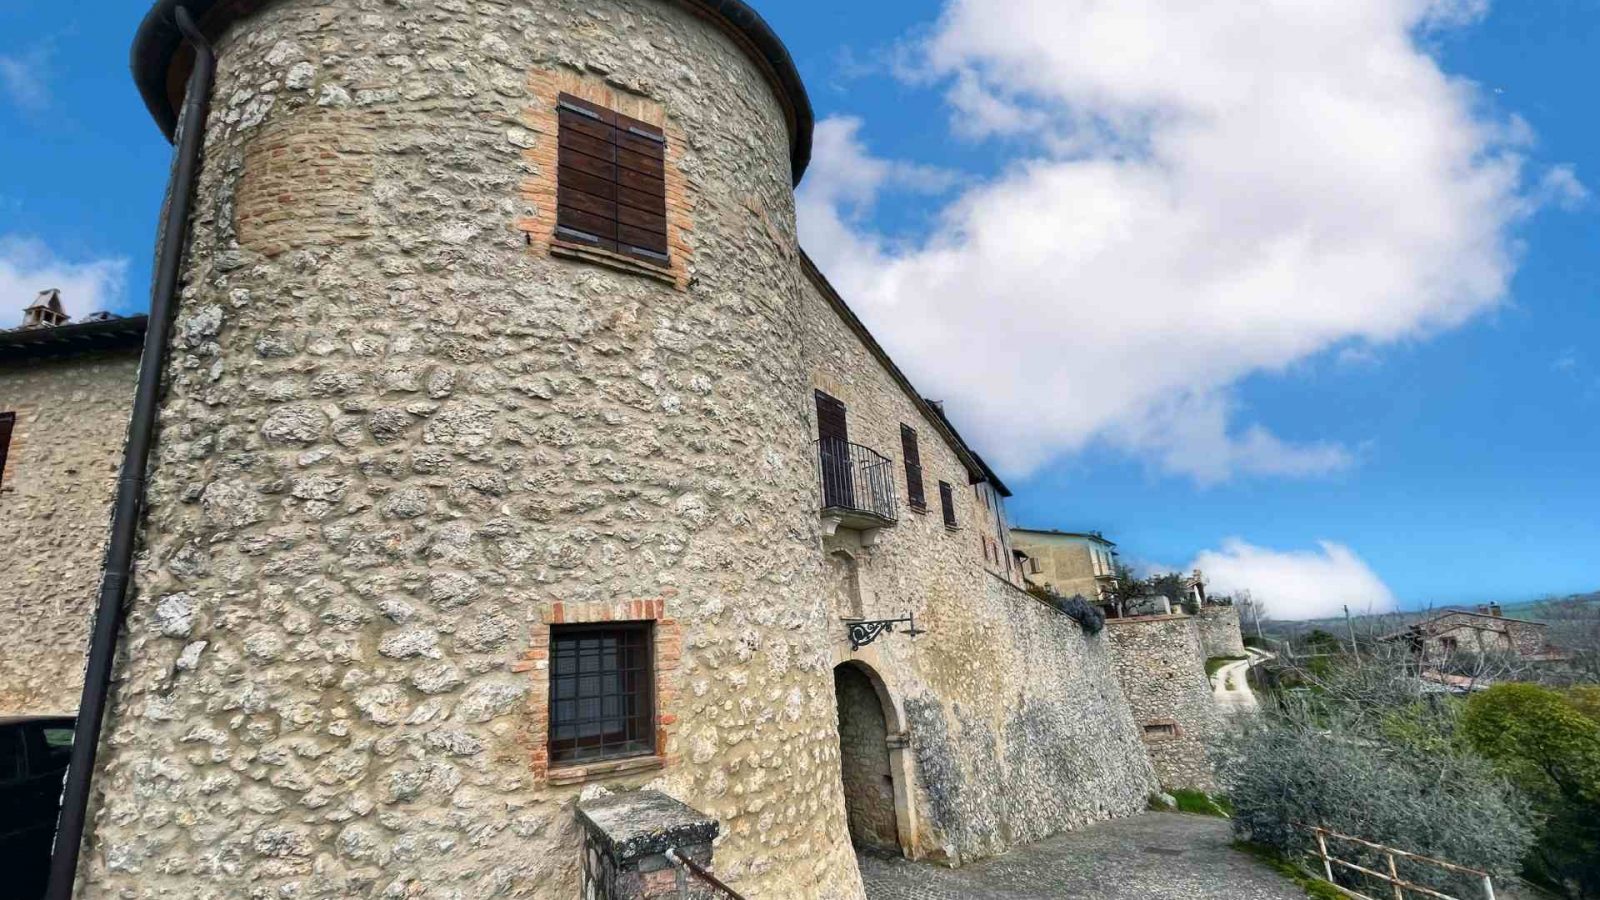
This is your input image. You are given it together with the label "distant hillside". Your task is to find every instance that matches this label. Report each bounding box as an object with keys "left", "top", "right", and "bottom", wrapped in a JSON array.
[{"left": 1258, "top": 589, "right": 1599, "bottom": 640}]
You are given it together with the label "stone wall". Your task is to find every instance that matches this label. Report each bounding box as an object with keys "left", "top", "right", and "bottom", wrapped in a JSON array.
[
  {"left": 1104, "top": 615, "right": 1221, "bottom": 792},
  {"left": 81, "top": 2, "right": 1162, "bottom": 898},
  {"left": 0, "top": 349, "right": 138, "bottom": 715},
  {"left": 1422, "top": 612, "right": 1547, "bottom": 658},
  {"left": 1194, "top": 605, "right": 1246, "bottom": 659},
  {"left": 83, "top": 1, "right": 862, "bottom": 897},
  {"left": 801, "top": 272, "right": 1157, "bottom": 867}
]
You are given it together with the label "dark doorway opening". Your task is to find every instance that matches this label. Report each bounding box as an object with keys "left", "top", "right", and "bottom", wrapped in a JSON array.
[{"left": 833, "top": 663, "right": 900, "bottom": 853}]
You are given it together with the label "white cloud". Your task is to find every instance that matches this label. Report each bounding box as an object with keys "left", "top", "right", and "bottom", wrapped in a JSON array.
[
  {"left": 1192, "top": 539, "right": 1397, "bottom": 620},
  {"left": 798, "top": 0, "right": 1560, "bottom": 483},
  {"left": 1534, "top": 165, "right": 1589, "bottom": 211},
  {"left": 0, "top": 46, "right": 52, "bottom": 112},
  {"left": 0, "top": 235, "right": 129, "bottom": 325}
]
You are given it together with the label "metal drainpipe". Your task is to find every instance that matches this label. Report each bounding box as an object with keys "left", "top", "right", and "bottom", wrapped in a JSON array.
[{"left": 45, "top": 8, "right": 214, "bottom": 898}]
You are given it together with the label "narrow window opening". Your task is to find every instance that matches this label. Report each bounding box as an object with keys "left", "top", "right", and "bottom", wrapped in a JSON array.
[
  {"left": 548, "top": 623, "right": 656, "bottom": 766},
  {"left": 938, "top": 481, "right": 957, "bottom": 529},
  {"left": 0, "top": 411, "right": 15, "bottom": 490},
  {"left": 899, "top": 424, "right": 926, "bottom": 512}
]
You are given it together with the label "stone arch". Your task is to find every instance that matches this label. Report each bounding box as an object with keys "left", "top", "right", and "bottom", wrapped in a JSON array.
[{"left": 832, "top": 660, "right": 915, "bottom": 857}]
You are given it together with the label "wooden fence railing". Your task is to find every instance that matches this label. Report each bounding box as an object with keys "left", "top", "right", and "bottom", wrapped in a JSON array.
[{"left": 1294, "top": 824, "right": 1496, "bottom": 900}]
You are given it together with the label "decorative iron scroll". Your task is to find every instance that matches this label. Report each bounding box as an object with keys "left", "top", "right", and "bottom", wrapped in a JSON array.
[{"left": 847, "top": 613, "right": 926, "bottom": 651}]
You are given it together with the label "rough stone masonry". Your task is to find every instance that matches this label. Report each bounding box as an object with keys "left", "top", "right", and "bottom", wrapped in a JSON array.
[
  {"left": 0, "top": 345, "right": 139, "bottom": 715},
  {"left": 75, "top": 0, "right": 1160, "bottom": 897}
]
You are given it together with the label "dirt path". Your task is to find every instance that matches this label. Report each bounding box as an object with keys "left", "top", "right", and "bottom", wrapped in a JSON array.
[{"left": 1211, "top": 647, "right": 1272, "bottom": 714}]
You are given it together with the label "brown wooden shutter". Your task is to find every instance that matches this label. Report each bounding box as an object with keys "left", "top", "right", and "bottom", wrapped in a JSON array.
[
  {"left": 0, "top": 411, "right": 14, "bottom": 489},
  {"left": 815, "top": 391, "right": 854, "bottom": 510},
  {"left": 939, "top": 481, "right": 956, "bottom": 528},
  {"left": 899, "top": 424, "right": 926, "bottom": 511},
  {"left": 556, "top": 93, "right": 668, "bottom": 263}
]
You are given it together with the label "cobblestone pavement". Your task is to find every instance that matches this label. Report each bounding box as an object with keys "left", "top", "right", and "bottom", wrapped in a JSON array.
[{"left": 858, "top": 812, "right": 1306, "bottom": 900}]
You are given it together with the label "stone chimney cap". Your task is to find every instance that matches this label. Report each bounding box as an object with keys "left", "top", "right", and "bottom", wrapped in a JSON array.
[
  {"left": 20, "top": 288, "right": 70, "bottom": 329},
  {"left": 25, "top": 288, "right": 63, "bottom": 311}
]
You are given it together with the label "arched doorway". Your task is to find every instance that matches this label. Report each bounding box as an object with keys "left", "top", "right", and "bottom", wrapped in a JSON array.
[{"left": 833, "top": 662, "right": 900, "bottom": 853}]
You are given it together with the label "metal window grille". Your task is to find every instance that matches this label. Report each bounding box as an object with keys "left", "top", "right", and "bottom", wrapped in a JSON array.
[{"left": 549, "top": 624, "right": 655, "bottom": 765}]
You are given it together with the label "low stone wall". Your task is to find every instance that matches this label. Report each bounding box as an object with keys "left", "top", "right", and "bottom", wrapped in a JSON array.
[
  {"left": 1104, "top": 615, "right": 1221, "bottom": 792},
  {"left": 1194, "top": 606, "right": 1246, "bottom": 659}
]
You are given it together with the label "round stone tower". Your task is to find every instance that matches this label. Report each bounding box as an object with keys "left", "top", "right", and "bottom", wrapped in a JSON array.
[{"left": 94, "top": 1, "right": 859, "bottom": 896}]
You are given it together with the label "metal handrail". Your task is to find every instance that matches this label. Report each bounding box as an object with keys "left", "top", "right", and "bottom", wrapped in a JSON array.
[
  {"left": 814, "top": 438, "right": 899, "bottom": 522},
  {"left": 1295, "top": 824, "right": 1496, "bottom": 900},
  {"left": 665, "top": 848, "right": 747, "bottom": 899}
]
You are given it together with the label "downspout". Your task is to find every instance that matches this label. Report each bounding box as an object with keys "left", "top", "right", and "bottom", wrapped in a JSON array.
[{"left": 45, "top": 8, "right": 214, "bottom": 898}]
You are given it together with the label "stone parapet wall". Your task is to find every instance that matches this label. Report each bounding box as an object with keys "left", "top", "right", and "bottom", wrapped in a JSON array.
[
  {"left": 0, "top": 350, "right": 138, "bottom": 715},
  {"left": 1194, "top": 605, "right": 1246, "bottom": 659},
  {"left": 1104, "top": 615, "right": 1222, "bottom": 792}
]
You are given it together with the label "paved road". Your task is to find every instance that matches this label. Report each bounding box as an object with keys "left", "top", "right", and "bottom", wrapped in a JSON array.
[{"left": 858, "top": 812, "right": 1306, "bottom": 900}]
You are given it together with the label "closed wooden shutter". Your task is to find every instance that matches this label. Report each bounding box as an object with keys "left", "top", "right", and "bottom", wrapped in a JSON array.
[
  {"left": 899, "top": 424, "right": 925, "bottom": 511},
  {"left": 938, "top": 481, "right": 956, "bottom": 528},
  {"left": 555, "top": 93, "right": 669, "bottom": 263},
  {"left": 0, "top": 411, "right": 14, "bottom": 489},
  {"left": 815, "top": 391, "right": 854, "bottom": 510}
]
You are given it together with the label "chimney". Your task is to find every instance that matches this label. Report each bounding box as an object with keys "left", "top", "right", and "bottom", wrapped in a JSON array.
[{"left": 21, "top": 288, "right": 69, "bottom": 329}]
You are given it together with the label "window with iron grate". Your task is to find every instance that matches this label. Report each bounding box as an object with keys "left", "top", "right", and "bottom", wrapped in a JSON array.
[
  {"left": 554, "top": 93, "right": 669, "bottom": 265},
  {"left": 548, "top": 623, "right": 656, "bottom": 766}
]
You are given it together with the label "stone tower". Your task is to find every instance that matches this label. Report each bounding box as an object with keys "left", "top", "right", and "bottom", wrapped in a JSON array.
[{"left": 96, "top": 1, "right": 858, "bottom": 897}]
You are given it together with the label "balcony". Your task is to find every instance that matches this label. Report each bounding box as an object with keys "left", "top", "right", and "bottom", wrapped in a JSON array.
[{"left": 815, "top": 438, "right": 898, "bottom": 543}]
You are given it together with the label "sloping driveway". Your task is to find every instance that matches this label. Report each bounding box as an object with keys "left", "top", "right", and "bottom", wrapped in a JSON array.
[
  {"left": 1211, "top": 647, "right": 1273, "bottom": 714},
  {"left": 858, "top": 812, "right": 1305, "bottom": 900}
]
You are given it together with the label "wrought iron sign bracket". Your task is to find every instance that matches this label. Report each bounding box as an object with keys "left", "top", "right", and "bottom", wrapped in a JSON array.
[{"left": 846, "top": 612, "right": 926, "bottom": 651}]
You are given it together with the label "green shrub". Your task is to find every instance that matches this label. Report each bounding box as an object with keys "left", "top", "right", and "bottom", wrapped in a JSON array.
[
  {"left": 1226, "top": 712, "right": 1534, "bottom": 896},
  {"left": 1463, "top": 684, "right": 1600, "bottom": 897}
]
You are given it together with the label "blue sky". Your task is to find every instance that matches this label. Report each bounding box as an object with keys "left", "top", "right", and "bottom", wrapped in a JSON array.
[{"left": 1, "top": 0, "right": 1595, "bottom": 617}]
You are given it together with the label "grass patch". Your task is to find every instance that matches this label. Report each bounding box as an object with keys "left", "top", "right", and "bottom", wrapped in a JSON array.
[
  {"left": 1206, "top": 654, "right": 1250, "bottom": 677},
  {"left": 1232, "top": 841, "right": 1347, "bottom": 900},
  {"left": 1169, "top": 788, "right": 1234, "bottom": 817}
]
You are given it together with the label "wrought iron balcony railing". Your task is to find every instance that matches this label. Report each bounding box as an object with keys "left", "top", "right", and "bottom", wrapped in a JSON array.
[{"left": 815, "top": 438, "right": 899, "bottom": 529}]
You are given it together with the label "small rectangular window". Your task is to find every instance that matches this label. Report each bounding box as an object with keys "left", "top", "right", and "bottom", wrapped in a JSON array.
[
  {"left": 938, "top": 481, "right": 957, "bottom": 529},
  {"left": 548, "top": 623, "right": 655, "bottom": 766},
  {"left": 1143, "top": 722, "right": 1179, "bottom": 739},
  {"left": 899, "top": 424, "right": 926, "bottom": 511},
  {"left": 0, "top": 411, "right": 14, "bottom": 490},
  {"left": 555, "top": 93, "right": 669, "bottom": 264}
]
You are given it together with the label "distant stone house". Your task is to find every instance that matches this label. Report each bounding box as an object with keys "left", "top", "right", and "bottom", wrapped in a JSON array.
[
  {"left": 1385, "top": 605, "right": 1551, "bottom": 661},
  {"left": 0, "top": 298, "right": 145, "bottom": 715}
]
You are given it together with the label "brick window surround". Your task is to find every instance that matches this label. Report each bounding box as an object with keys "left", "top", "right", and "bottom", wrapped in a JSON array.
[
  {"left": 519, "top": 597, "right": 682, "bottom": 786},
  {"left": 519, "top": 69, "right": 693, "bottom": 290}
]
